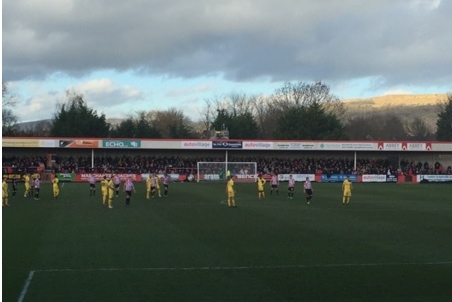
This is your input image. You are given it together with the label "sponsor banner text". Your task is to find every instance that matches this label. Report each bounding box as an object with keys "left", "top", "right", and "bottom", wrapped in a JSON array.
[
  {"left": 321, "top": 174, "right": 358, "bottom": 183},
  {"left": 212, "top": 141, "right": 243, "bottom": 149},
  {"left": 417, "top": 175, "right": 452, "bottom": 182},
  {"left": 181, "top": 141, "right": 212, "bottom": 149},
  {"left": 102, "top": 140, "right": 141, "bottom": 148},
  {"left": 59, "top": 140, "right": 99, "bottom": 148},
  {"left": 362, "top": 174, "right": 387, "bottom": 182},
  {"left": 243, "top": 142, "right": 273, "bottom": 149}
]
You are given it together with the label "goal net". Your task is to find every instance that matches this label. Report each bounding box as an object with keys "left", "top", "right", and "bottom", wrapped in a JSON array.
[{"left": 197, "top": 162, "right": 257, "bottom": 183}]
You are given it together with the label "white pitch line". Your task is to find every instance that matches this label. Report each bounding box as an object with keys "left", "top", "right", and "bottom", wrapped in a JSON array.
[
  {"left": 32, "top": 261, "right": 452, "bottom": 273},
  {"left": 18, "top": 261, "right": 452, "bottom": 301},
  {"left": 17, "top": 270, "right": 35, "bottom": 302}
]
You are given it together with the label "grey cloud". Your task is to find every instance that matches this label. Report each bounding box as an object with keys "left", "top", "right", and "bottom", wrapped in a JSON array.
[
  {"left": 3, "top": 0, "right": 452, "bottom": 89},
  {"left": 71, "top": 81, "right": 146, "bottom": 108}
]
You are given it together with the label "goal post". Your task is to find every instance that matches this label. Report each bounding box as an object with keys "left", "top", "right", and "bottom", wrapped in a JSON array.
[{"left": 197, "top": 162, "right": 258, "bottom": 183}]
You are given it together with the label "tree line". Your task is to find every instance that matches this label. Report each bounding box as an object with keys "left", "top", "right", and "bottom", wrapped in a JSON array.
[{"left": 3, "top": 82, "right": 452, "bottom": 141}]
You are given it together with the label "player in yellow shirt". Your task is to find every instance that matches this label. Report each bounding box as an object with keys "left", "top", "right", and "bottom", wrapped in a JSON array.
[
  {"left": 226, "top": 175, "right": 236, "bottom": 208},
  {"left": 107, "top": 177, "right": 115, "bottom": 209},
  {"left": 342, "top": 175, "right": 353, "bottom": 205},
  {"left": 100, "top": 176, "right": 109, "bottom": 205},
  {"left": 146, "top": 174, "right": 152, "bottom": 199},
  {"left": 3, "top": 178, "right": 10, "bottom": 207},
  {"left": 23, "top": 173, "right": 31, "bottom": 197},
  {"left": 257, "top": 174, "right": 266, "bottom": 200},
  {"left": 52, "top": 175, "right": 60, "bottom": 199}
]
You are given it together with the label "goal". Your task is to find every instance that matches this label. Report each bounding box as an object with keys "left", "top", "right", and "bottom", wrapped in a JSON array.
[{"left": 197, "top": 162, "right": 257, "bottom": 183}]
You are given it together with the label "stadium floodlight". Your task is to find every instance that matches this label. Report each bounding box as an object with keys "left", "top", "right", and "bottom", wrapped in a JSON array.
[{"left": 196, "top": 162, "right": 257, "bottom": 183}]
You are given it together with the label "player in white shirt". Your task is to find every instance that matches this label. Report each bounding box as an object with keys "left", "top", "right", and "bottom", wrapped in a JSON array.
[
  {"left": 113, "top": 174, "right": 121, "bottom": 197},
  {"left": 270, "top": 173, "right": 279, "bottom": 195},
  {"left": 89, "top": 174, "right": 96, "bottom": 196},
  {"left": 304, "top": 177, "right": 314, "bottom": 204},
  {"left": 162, "top": 173, "right": 171, "bottom": 197},
  {"left": 287, "top": 175, "right": 295, "bottom": 200}
]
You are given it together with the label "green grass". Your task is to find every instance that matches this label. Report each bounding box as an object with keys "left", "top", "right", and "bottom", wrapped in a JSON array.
[{"left": 3, "top": 181, "right": 452, "bottom": 302}]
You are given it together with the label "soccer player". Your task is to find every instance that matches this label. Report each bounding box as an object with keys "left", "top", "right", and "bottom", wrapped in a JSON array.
[
  {"left": 12, "top": 178, "right": 18, "bottom": 199},
  {"left": 304, "top": 177, "right": 313, "bottom": 204},
  {"left": 113, "top": 174, "right": 121, "bottom": 197},
  {"left": 123, "top": 176, "right": 136, "bottom": 205},
  {"left": 257, "top": 174, "right": 266, "bottom": 200},
  {"left": 270, "top": 172, "right": 279, "bottom": 195},
  {"left": 23, "top": 173, "right": 31, "bottom": 197},
  {"left": 162, "top": 173, "right": 171, "bottom": 197},
  {"left": 52, "top": 175, "right": 60, "bottom": 199},
  {"left": 2, "top": 178, "right": 9, "bottom": 207},
  {"left": 101, "top": 176, "right": 109, "bottom": 205},
  {"left": 342, "top": 175, "right": 353, "bottom": 205},
  {"left": 107, "top": 176, "right": 115, "bottom": 209},
  {"left": 150, "top": 174, "right": 157, "bottom": 198},
  {"left": 34, "top": 175, "right": 41, "bottom": 200},
  {"left": 88, "top": 174, "right": 96, "bottom": 196},
  {"left": 226, "top": 175, "right": 236, "bottom": 208},
  {"left": 154, "top": 173, "right": 162, "bottom": 198},
  {"left": 287, "top": 174, "right": 295, "bottom": 200},
  {"left": 146, "top": 174, "right": 152, "bottom": 199},
  {"left": 30, "top": 175, "right": 35, "bottom": 197}
]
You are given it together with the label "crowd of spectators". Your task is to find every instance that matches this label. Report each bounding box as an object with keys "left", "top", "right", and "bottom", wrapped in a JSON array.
[
  {"left": 2, "top": 155, "right": 46, "bottom": 174},
  {"left": 3, "top": 155, "right": 452, "bottom": 176}
]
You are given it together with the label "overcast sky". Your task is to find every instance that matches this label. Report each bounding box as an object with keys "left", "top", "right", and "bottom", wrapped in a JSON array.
[{"left": 2, "top": 0, "right": 452, "bottom": 122}]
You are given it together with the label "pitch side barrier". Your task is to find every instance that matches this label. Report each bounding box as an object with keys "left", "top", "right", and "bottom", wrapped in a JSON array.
[
  {"left": 225, "top": 173, "right": 449, "bottom": 183},
  {"left": 4, "top": 172, "right": 450, "bottom": 185}
]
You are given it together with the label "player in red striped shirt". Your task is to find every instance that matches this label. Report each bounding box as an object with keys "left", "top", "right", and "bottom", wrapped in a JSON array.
[
  {"left": 162, "top": 173, "right": 171, "bottom": 197},
  {"left": 113, "top": 174, "right": 121, "bottom": 197},
  {"left": 270, "top": 173, "right": 279, "bottom": 196},
  {"left": 88, "top": 174, "right": 96, "bottom": 196},
  {"left": 123, "top": 176, "right": 136, "bottom": 205},
  {"left": 304, "top": 177, "right": 314, "bottom": 204}
]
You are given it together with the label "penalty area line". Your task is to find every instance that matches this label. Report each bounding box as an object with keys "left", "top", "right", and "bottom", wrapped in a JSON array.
[
  {"left": 18, "top": 270, "right": 35, "bottom": 302},
  {"left": 18, "top": 260, "right": 452, "bottom": 301},
  {"left": 32, "top": 261, "right": 452, "bottom": 274}
]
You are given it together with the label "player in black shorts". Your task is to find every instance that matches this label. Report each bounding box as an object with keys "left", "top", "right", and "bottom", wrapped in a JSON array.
[
  {"left": 304, "top": 177, "right": 314, "bottom": 204},
  {"left": 12, "top": 178, "right": 18, "bottom": 198}
]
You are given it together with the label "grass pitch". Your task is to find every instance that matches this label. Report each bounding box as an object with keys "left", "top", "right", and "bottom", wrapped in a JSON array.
[{"left": 2, "top": 181, "right": 452, "bottom": 301}]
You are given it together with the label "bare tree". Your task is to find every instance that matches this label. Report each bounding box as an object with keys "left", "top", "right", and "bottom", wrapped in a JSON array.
[
  {"left": 251, "top": 95, "right": 272, "bottom": 139},
  {"left": 273, "top": 81, "right": 340, "bottom": 107},
  {"left": 406, "top": 116, "right": 434, "bottom": 140},
  {"left": 200, "top": 81, "right": 350, "bottom": 139},
  {"left": 381, "top": 115, "right": 408, "bottom": 140},
  {"left": 345, "top": 116, "right": 377, "bottom": 140},
  {"left": 12, "top": 120, "right": 52, "bottom": 137},
  {"left": 198, "top": 99, "right": 215, "bottom": 138},
  {"left": 227, "top": 92, "right": 255, "bottom": 117},
  {"left": 2, "top": 82, "right": 20, "bottom": 135},
  {"left": 146, "top": 108, "right": 194, "bottom": 138}
]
